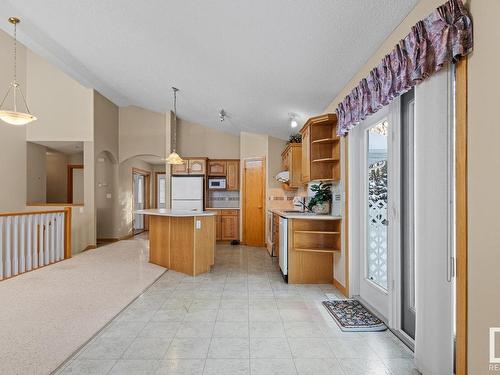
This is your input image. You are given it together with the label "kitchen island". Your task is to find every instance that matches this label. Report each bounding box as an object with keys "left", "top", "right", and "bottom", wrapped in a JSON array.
[{"left": 134, "top": 209, "right": 217, "bottom": 276}]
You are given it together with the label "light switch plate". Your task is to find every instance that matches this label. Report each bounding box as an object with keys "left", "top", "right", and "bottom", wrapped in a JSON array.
[
  {"left": 196, "top": 220, "right": 201, "bottom": 229},
  {"left": 106, "top": 193, "right": 112, "bottom": 199}
]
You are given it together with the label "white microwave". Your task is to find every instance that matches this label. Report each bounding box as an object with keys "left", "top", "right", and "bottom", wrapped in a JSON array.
[{"left": 208, "top": 177, "right": 226, "bottom": 189}]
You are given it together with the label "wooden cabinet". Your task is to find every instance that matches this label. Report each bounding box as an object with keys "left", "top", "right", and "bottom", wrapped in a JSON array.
[
  {"left": 215, "top": 214, "right": 222, "bottom": 240},
  {"left": 281, "top": 143, "right": 302, "bottom": 188},
  {"left": 300, "top": 114, "right": 339, "bottom": 182},
  {"left": 172, "top": 158, "right": 207, "bottom": 175},
  {"left": 212, "top": 209, "right": 239, "bottom": 241},
  {"left": 300, "top": 126, "right": 311, "bottom": 183},
  {"left": 171, "top": 162, "right": 189, "bottom": 175},
  {"left": 208, "top": 160, "right": 226, "bottom": 176},
  {"left": 189, "top": 159, "right": 206, "bottom": 175},
  {"left": 226, "top": 160, "right": 239, "bottom": 190},
  {"left": 287, "top": 218, "right": 341, "bottom": 284},
  {"left": 272, "top": 213, "right": 280, "bottom": 259},
  {"left": 221, "top": 215, "right": 238, "bottom": 240}
]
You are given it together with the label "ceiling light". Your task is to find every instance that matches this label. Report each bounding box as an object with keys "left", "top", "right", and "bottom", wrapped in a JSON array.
[
  {"left": 165, "top": 87, "right": 184, "bottom": 165},
  {"left": 0, "top": 17, "right": 37, "bottom": 126},
  {"left": 219, "top": 109, "right": 226, "bottom": 122},
  {"left": 289, "top": 113, "right": 298, "bottom": 129}
]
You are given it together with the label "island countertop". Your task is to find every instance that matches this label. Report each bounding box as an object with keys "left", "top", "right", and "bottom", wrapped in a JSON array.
[{"left": 134, "top": 209, "right": 217, "bottom": 217}]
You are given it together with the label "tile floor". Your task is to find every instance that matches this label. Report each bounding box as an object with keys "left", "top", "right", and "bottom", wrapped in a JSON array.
[{"left": 56, "top": 243, "right": 418, "bottom": 375}]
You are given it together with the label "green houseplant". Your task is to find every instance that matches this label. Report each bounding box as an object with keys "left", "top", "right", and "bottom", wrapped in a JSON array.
[{"left": 307, "top": 182, "right": 332, "bottom": 214}]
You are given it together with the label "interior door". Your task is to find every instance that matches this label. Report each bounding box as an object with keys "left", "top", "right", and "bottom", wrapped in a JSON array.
[
  {"left": 243, "top": 158, "right": 265, "bottom": 246},
  {"left": 133, "top": 173, "right": 145, "bottom": 233}
]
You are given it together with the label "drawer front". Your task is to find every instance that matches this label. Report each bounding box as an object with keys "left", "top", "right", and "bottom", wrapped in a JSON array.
[{"left": 220, "top": 209, "right": 238, "bottom": 216}]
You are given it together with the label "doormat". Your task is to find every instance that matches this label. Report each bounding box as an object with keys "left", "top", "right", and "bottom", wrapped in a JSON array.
[{"left": 322, "top": 299, "right": 387, "bottom": 332}]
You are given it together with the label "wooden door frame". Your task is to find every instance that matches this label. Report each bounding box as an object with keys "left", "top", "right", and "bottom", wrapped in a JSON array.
[
  {"left": 67, "top": 164, "right": 84, "bottom": 204},
  {"left": 154, "top": 172, "right": 166, "bottom": 208},
  {"left": 132, "top": 167, "right": 151, "bottom": 233},
  {"left": 242, "top": 157, "right": 266, "bottom": 246},
  {"left": 455, "top": 57, "right": 468, "bottom": 375}
]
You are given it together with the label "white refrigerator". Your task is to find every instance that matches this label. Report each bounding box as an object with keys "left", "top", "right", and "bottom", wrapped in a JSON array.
[{"left": 171, "top": 176, "right": 204, "bottom": 211}]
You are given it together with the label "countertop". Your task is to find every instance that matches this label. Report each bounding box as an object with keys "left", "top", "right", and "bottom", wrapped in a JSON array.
[
  {"left": 206, "top": 207, "right": 240, "bottom": 210},
  {"left": 268, "top": 208, "right": 341, "bottom": 221},
  {"left": 134, "top": 209, "right": 217, "bottom": 217}
]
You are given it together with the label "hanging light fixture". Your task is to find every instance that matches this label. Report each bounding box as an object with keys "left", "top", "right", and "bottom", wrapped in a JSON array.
[
  {"left": 165, "top": 87, "right": 184, "bottom": 165},
  {"left": 0, "top": 17, "right": 37, "bottom": 126}
]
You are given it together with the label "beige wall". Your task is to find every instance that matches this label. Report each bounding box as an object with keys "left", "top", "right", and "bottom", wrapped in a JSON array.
[
  {"left": 323, "top": 0, "right": 495, "bottom": 372},
  {"left": 26, "top": 142, "right": 47, "bottom": 203},
  {"left": 95, "top": 151, "right": 118, "bottom": 239},
  {"left": 467, "top": 0, "right": 500, "bottom": 372},
  {"left": 267, "top": 136, "right": 287, "bottom": 189},
  {"left": 0, "top": 29, "right": 27, "bottom": 212},
  {"left": 94, "top": 91, "right": 120, "bottom": 239},
  {"left": 119, "top": 106, "right": 166, "bottom": 162},
  {"left": 177, "top": 119, "right": 240, "bottom": 159},
  {"left": 26, "top": 50, "right": 94, "bottom": 142},
  {"left": 94, "top": 91, "right": 119, "bottom": 161}
]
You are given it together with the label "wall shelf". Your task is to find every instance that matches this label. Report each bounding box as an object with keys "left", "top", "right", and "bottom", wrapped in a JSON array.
[
  {"left": 294, "top": 230, "right": 340, "bottom": 235},
  {"left": 311, "top": 138, "right": 339, "bottom": 144},
  {"left": 294, "top": 247, "right": 340, "bottom": 253},
  {"left": 312, "top": 157, "right": 339, "bottom": 163}
]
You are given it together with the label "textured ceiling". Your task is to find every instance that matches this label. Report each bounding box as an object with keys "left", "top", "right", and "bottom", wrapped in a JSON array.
[{"left": 0, "top": 0, "right": 417, "bottom": 139}]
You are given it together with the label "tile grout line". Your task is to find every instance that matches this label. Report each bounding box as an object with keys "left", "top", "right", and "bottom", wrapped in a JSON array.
[{"left": 52, "top": 268, "right": 168, "bottom": 375}]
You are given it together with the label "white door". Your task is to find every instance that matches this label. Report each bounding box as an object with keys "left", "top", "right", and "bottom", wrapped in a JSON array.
[{"left": 350, "top": 105, "right": 393, "bottom": 320}]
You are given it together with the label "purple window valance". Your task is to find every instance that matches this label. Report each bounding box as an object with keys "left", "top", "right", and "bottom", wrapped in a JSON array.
[{"left": 335, "top": 0, "right": 472, "bottom": 136}]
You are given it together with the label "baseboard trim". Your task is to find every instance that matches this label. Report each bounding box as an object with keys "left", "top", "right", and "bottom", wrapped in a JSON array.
[
  {"left": 333, "top": 278, "right": 348, "bottom": 297},
  {"left": 119, "top": 234, "right": 134, "bottom": 241},
  {"left": 97, "top": 238, "right": 119, "bottom": 243},
  {"left": 83, "top": 245, "right": 97, "bottom": 251}
]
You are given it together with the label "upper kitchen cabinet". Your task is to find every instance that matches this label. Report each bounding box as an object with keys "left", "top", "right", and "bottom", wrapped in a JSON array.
[
  {"left": 208, "top": 160, "right": 226, "bottom": 176},
  {"left": 300, "top": 114, "right": 340, "bottom": 182},
  {"left": 281, "top": 143, "right": 302, "bottom": 188},
  {"left": 226, "top": 160, "right": 240, "bottom": 191},
  {"left": 189, "top": 158, "right": 206, "bottom": 175},
  {"left": 171, "top": 157, "right": 207, "bottom": 175},
  {"left": 171, "top": 162, "right": 188, "bottom": 175}
]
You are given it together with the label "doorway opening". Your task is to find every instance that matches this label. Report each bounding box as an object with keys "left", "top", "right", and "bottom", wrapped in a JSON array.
[{"left": 132, "top": 168, "right": 151, "bottom": 236}]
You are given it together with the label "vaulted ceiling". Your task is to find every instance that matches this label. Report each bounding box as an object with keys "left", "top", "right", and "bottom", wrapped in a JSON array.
[{"left": 0, "top": 0, "right": 418, "bottom": 139}]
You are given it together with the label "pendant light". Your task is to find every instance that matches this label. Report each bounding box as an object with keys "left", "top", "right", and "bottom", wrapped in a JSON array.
[
  {"left": 0, "top": 17, "right": 37, "bottom": 126},
  {"left": 165, "top": 87, "right": 184, "bottom": 165}
]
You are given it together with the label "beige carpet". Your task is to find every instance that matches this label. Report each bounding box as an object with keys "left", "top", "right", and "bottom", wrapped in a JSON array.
[{"left": 0, "top": 238, "right": 165, "bottom": 375}]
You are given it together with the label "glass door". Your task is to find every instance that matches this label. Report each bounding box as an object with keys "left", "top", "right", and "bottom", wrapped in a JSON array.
[
  {"left": 358, "top": 115, "right": 391, "bottom": 318},
  {"left": 157, "top": 173, "right": 166, "bottom": 208}
]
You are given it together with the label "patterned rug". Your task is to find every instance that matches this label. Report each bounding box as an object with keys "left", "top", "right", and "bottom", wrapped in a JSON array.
[{"left": 322, "top": 299, "right": 387, "bottom": 332}]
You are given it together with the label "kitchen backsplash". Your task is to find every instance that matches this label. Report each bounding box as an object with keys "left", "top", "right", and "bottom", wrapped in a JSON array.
[{"left": 208, "top": 190, "right": 240, "bottom": 208}]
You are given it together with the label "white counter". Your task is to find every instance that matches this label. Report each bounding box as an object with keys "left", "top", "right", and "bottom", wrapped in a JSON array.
[
  {"left": 134, "top": 209, "right": 217, "bottom": 217},
  {"left": 269, "top": 208, "right": 341, "bottom": 221}
]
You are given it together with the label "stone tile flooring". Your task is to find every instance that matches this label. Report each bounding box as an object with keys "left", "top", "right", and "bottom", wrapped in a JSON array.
[{"left": 56, "top": 244, "right": 418, "bottom": 375}]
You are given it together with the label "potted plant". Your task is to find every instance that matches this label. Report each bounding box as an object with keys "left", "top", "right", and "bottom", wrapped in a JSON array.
[
  {"left": 307, "top": 182, "right": 332, "bottom": 214},
  {"left": 287, "top": 133, "right": 302, "bottom": 144}
]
